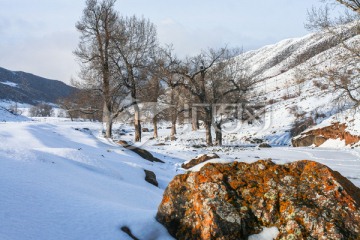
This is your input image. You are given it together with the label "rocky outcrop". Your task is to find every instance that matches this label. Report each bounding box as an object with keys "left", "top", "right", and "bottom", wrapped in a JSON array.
[
  {"left": 181, "top": 153, "right": 220, "bottom": 169},
  {"left": 118, "top": 140, "right": 164, "bottom": 163},
  {"left": 157, "top": 160, "right": 360, "bottom": 240},
  {"left": 292, "top": 122, "right": 360, "bottom": 147}
]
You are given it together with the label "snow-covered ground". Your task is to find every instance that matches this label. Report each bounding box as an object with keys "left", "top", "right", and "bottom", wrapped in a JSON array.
[{"left": 1, "top": 116, "right": 360, "bottom": 240}]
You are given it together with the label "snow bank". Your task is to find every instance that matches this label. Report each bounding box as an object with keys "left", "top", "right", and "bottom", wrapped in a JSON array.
[{"left": 188, "top": 158, "right": 235, "bottom": 172}]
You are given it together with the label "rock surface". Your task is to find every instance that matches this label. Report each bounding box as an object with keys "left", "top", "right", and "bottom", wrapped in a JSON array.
[
  {"left": 181, "top": 153, "right": 220, "bottom": 169},
  {"left": 144, "top": 169, "right": 158, "bottom": 187},
  {"left": 157, "top": 160, "right": 360, "bottom": 240},
  {"left": 292, "top": 122, "right": 360, "bottom": 147},
  {"left": 258, "top": 143, "right": 272, "bottom": 148},
  {"left": 118, "top": 140, "right": 164, "bottom": 163}
]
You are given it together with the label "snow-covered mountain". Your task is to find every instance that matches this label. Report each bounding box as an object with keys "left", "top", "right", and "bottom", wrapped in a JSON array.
[
  {"left": 230, "top": 26, "right": 360, "bottom": 147},
  {"left": 0, "top": 67, "right": 77, "bottom": 104}
]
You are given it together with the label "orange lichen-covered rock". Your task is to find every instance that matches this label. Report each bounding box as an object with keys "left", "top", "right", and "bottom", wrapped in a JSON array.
[
  {"left": 292, "top": 122, "right": 360, "bottom": 147},
  {"left": 156, "top": 160, "right": 360, "bottom": 240}
]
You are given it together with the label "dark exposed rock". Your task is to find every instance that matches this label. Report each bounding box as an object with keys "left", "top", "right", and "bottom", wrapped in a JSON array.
[
  {"left": 118, "top": 140, "right": 164, "bottom": 163},
  {"left": 120, "top": 226, "right": 139, "bottom": 240},
  {"left": 144, "top": 169, "right": 158, "bottom": 187},
  {"left": 246, "top": 138, "right": 264, "bottom": 144},
  {"left": 181, "top": 153, "right": 220, "bottom": 169},
  {"left": 157, "top": 160, "right": 360, "bottom": 240},
  {"left": 258, "top": 143, "right": 271, "bottom": 148},
  {"left": 292, "top": 122, "right": 360, "bottom": 147},
  {"left": 192, "top": 144, "right": 207, "bottom": 149},
  {"left": 154, "top": 143, "right": 166, "bottom": 146},
  {"left": 142, "top": 128, "right": 150, "bottom": 132}
]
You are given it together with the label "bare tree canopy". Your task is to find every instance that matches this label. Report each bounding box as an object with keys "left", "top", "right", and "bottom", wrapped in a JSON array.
[
  {"left": 336, "top": 0, "right": 360, "bottom": 12},
  {"left": 306, "top": 0, "right": 360, "bottom": 108},
  {"left": 74, "top": 0, "right": 158, "bottom": 140},
  {"left": 112, "top": 15, "right": 159, "bottom": 142},
  {"left": 74, "top": 0, "right": 120, "bottom": 138}
]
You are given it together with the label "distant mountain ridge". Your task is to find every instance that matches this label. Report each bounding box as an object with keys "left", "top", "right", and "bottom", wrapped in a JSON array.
[{"left": 0, "top": 67, "right": 76, "bottom": 104}]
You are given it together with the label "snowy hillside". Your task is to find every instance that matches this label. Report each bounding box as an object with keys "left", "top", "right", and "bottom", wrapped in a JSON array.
[
  {"left": 0, "top": 106, "right": 29, "bottom": 122},
  {"left": 230, "top": 27, "right": 360, "bottom": 146}
]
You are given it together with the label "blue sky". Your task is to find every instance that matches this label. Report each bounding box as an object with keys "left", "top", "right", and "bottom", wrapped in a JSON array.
[{"left": 0, "top": 0, "right": 322, "bottom": 83}]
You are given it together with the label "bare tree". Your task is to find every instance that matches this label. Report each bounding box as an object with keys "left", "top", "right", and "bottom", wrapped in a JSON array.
[
  {"left": 112, "top": 15, "right": 158, "bottom": 142},
  {"left": 29, "top": 103, "right": 54, "bottom": 117},
  {"left": 74, "top": 0, "right": 123, "bottom": 138},
  {"left": 57, "top": 89, "right": 103, "bottom": 121},
  {"left": 306, "top": 0, "right": 360, "bottom": 107},
  {"left": 149, "top": 46, "right": 182, "bottom": 141},
  {"left": 172, "top": 48, "right": 253, "bottom": 146},
  {"left": 209, "top": 53, "right": 255, "bottom": 146}
]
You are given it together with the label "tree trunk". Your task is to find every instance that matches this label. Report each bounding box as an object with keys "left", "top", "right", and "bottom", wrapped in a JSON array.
[
  {"left": 170, "top": 112, "right": 177, "bottom": 141},
  {"left": 192, "top": 108, "right": 199, "bottom": 131},
  {"left": 215, "top": 122, "right": 222, "bottom": 146},
  {"left": 106, "top": 117, "right": 113, "bottom": 139},
  {"left": 134, "top": 103, "right": 141, "bottom": 142},
  {"left": 68, "top": 111, "right": 74, "bottom": 122},
  {"left": 204, "top": 108, "right": 213, "bottom": 146},
  {"left": 103, "top": 102, "right": 113, "bottom": 138},
  {"left": 153, "top": 115, "right": 158, "bottom": 139}
]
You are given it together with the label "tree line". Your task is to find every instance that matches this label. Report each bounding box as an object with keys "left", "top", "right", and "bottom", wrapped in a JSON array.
[
  {"left": 59, "top": 0, "right": 359, "bottom": 146},
  {"left": 63, "top": 0, "right": 257, "bottom": 146}
]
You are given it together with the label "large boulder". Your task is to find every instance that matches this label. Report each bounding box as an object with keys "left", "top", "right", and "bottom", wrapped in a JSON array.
[
  {"left": 181, "top": 153, "right": 220, "bottom": 169},
  {"left": 292, "top": 122, "right": 360, "bottom": 147},
  {"left": 157, "top": 160, "right": 360, "bottom": 240}
]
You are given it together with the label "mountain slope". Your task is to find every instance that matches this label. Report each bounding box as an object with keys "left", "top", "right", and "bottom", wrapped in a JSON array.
[
  {"left": 0, "top": 67, "right": 76, "bottom": 104},
  {"left": 230, "top": 26, "right": 360, "bottom": 146}
]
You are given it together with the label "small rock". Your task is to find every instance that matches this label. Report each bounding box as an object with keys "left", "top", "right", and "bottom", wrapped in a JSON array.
[
  {"left": 120, "top": 226, "right": 139, "bottom": 240},
  {"left": 118, "top": 140, "right": 164, "bottom": 163},
  {"left": 192, "top": 144, "right": 206, "bottom": 149},
  {"left": 154, "top": 143, "right": 166, "bottom": 146},
  {"left": 144, "top": 169, "right": 158, "bottom": 187},
  {"left": 142, "top": 128, "right": 150, "bottom": 132},
  {"left": 258, "top": 143, "right": 271, "bottom": 148}
]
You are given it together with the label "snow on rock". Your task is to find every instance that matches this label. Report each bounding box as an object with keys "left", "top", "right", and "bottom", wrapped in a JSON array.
[
  {"left": 293, "top": 109, "right": 360, "bottom": 148},
  {"left": 320, "top": 138, "right": 347, "bottom": 148},
  {"left": 187, "top": 158, "right": 234, "bottom": 172},
  {"left": 310, "top": 108, "right": 360, "bottom": 137},
  {"left": 248, "top": 227, "right": 280, "bottom": 240},
  {"left": 181, "top": 153, "right": 220, "bottom": 169}
]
